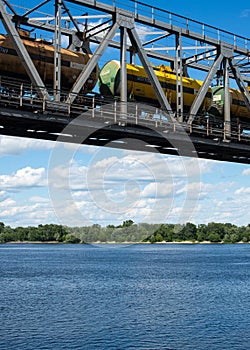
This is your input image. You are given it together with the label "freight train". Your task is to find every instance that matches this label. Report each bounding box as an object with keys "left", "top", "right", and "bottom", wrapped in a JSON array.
[
  {"left": 0, "top": 31, "right": 98, "bottom": 92},
  {"left": 99, "top": 60, "right": 212, "bottom": 113},
  {"left": 1, "top": 31, "right": 250, "bottom": 125},
  {"left": 99, "top": 60, "right": 250, "bottom": 124}
]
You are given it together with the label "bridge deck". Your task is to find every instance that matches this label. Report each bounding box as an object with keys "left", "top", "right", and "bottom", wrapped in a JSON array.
[{"left": 0, "top": 96, "right": 250, "bottom": 164}]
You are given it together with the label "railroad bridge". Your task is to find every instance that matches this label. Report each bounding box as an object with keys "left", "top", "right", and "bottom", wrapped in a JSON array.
[{"left": 0, "top": 0, "right": 250, "bottom": 163}]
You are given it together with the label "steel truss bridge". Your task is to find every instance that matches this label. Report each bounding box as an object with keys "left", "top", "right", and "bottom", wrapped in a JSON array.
[{"left": 0, "top": 0, "right": 250, "bottom": 163}]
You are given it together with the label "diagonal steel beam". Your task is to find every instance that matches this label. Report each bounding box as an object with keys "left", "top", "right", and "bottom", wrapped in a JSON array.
[
  {"left": 66, "top": 22, "right": 120, "bottom": 105},
  {"left": 188, "top": 53, "right": 224, "bottom": 124},
  {"left": 23, "top": 0, "right": 51, "bottom": 18},
  {"left": 61, "top": 0, "right": 81, "bottom": 33},
  {"left": 142, "top": 33, "right": 171, "bottom": 47},
  {"left": 229, "top": 58, "right": 250, "bottom": 112},
  {"left": 0, "top": 0, "right": 50, "bottom": 100},
  {"left": 2, "top": 0, "right": 17, "bottom": 16},
  {"left": 128, "top": 26, "right": 175, "bottom": 120}
]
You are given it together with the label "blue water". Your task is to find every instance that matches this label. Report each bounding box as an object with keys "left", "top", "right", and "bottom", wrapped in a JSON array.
[{"left": 0, "top": 243, "right": 249, "bottom": 350}]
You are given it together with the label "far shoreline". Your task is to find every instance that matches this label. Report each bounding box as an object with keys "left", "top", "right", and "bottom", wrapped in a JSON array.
[{"left": 2, "top": 240, "right": 250, "bottom": 245}]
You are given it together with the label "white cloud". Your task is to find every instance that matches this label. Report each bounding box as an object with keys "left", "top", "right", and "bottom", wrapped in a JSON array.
[
  {"left": 135, "top": 23, "right": 162, "bottom": 42},
  {"left": 94, "top": 156, "right": 120, "bottom": 170},
  {"left": 176, "top": 182, "right": 216, "bottom": 200},
  {"left": 0, "top": 196, "right": 57, "bottom": 227},
  {"left": 88, "top": 19, "right": 111, "bottom": 36},
  {"left": 0, "top": 136, "right": 54, "bottom": 156},
  {"left": 0, "top": 198, "right": 16, "bottom": 208},
  {"left": 242, "top": 168, "right": 250, "bottom": 176},
  {"left": 29, "top": 196, "right": 50, "bottom": 203},
  {"left": 0, "top": 136, "right": 247, "bottom": 228},
  {"left": 234, "top": 187, "right": 250, "bottom": 196},
  {"left": 46, "top": 146, "right": 220, "bottom": 226},
  {"left": 142, "top": 181, "right": 174, "bottom": 198},
  {"left": 0, "top": 167, "right": 46, "bottom": 190},
  {"left": 0, "top": 190, "right": 7, "bottom": 201}
]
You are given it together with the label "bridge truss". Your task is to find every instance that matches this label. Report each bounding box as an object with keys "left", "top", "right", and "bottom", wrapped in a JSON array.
[{"left": 0, "top": 0, "right": 250, "bottom": 163}]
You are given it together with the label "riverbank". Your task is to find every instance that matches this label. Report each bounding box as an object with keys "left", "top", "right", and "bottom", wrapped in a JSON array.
[{"left": 2, "top": 240, "right": 249, "bottom": 245}]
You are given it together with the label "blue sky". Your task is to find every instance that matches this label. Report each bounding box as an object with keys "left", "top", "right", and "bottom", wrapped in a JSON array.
[{"left": 0, "top": 0, "right": 250, "bottom": 228}]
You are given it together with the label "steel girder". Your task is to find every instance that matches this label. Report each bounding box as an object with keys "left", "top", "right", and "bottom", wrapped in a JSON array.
[
  {"left": 65, "top": 8, "right": 175, "bottom": 117},
  {"left": 64, "top": 0, "right": 250, "bottom": 124},
  {"left": 0, "top": 0, "right": 50, "bottom": 99},
  {"left": 127, "top": 26, "right": 174, "bottom": 118},
  {"left": 187, "top": 53, "right": 224, "bottom": 124},
  {"left": 66, "top": 22, "right": 120, "bottom": 104},
  {"left": 53, "top": 0, "right": 62, "bottom": 101}
]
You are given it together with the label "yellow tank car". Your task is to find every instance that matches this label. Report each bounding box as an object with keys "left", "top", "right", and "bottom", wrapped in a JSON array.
[
  {"left": 99, "top": 60, "right": 212, "bottom": 112},
  {"left": 0, "top": 31, "right": 98, "bottom": 91}
]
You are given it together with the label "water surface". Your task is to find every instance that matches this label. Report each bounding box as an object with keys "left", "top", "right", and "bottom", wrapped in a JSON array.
[{"left": 0, "top": 243, "right": 249, "bottom": 349}]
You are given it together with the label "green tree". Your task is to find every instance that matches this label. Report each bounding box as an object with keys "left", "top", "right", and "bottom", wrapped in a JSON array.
[
  {"left": 120, "top": 220, "right": 134, "bottom": 228},
  {"left": 197, "top": 224, "right": 208, "bottom": 242},
  {"left": 155, "top": 233, "right": 163, "bottom": 242},
  {"left": 13, "top": 227, "right": 28, "bottom": 241},
  {"left": 28, "top": 227, "right": 41, "bottom": 241},
  {"left": 0, "top": 222, "right": 4, "bottom": 233},
  {"left": 208, "top": 232, "right": 221, "bottom": 242},
  {"left": 182, "top": 222, "right": 197, "bottom": 241},
  {"left": 206, "top": 222, "right": 225, "bottom": 241},
  {"left": 64, "top": 234, "right": 81, "bottom": 244},
  {"left": 149, "top": 235, "right": 156, "bottom": 244},
  {"left": 172, "top": 224, "right": 185, "bottom": 241}
]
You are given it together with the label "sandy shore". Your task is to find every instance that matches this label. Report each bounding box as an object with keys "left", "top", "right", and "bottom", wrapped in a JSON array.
[{"left": 3, "top": 240, "right": 249, "bottom": 244}]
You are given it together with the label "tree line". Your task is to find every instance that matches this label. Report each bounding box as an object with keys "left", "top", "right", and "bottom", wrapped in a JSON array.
[{"left": 0, "top": 220, "right": 250, "bottom": 244}]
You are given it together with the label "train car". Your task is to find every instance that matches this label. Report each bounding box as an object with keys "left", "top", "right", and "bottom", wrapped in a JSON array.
[
  {"left": 210, "top": 86, "right": 250, "bottom": 122},
  {"left": 99, "top": 60, "right": 212, "bottom": 113},
  {"left": 0, "top": 31, "right": 98, "bottom": 92}
]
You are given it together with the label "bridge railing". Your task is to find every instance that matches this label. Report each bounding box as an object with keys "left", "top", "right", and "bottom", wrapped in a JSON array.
[
  {"left": 0, "top": 77, "right": 104, "bottom": 117},
  {"left": 0, "top": 76, "right": 250, "bottom": 144},
  {"left": 106, "top": 0, "right": 250, "bottom": 50},
  {"left": 92, "top": 100, "right": 250, "bottom": 144}
]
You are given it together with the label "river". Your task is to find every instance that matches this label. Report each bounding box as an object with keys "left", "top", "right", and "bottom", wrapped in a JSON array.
[{"left": 0, "top": 243, "right": 249, "bottom": 349}]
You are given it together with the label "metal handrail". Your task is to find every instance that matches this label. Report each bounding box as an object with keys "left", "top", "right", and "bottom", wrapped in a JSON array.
[
  {"left": 1, "top": 76, "right": 250, "bottom": 144},
  {"left": 113, "top": 0, "right": 250, "bottom": 49}
]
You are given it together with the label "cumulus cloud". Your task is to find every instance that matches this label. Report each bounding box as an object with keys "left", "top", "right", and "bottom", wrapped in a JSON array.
[
  {"left": 47, "top": 145, "right": 210, "bottom": 226},
  {"left": 0, "top": 167, "right": 46, "bottom": 190},
  {"left": 0, "top": 135, "right": 245, "bottom": 227},
  {"left": 0, "top": 201, "right": 57, "bottom": 227},
  {"left": 0, "top": 136, "right": 54, "bottom": 156},
  {"left": 234, "top": 187, "right": 250, "bottom": 195},
  {"left": 0, "top": 198, "right": 16, "bottom": 208}
]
